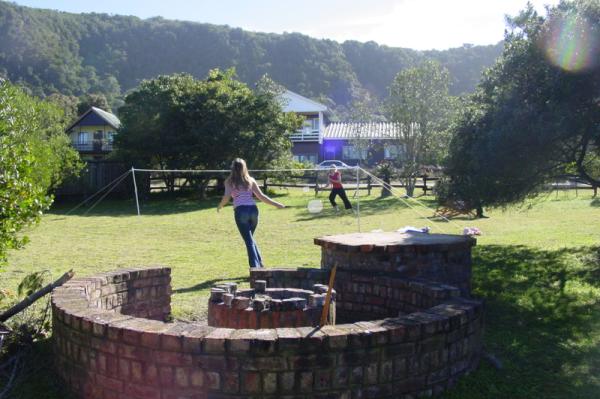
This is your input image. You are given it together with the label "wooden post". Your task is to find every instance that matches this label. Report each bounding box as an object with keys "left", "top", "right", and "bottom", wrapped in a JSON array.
[
  {"left": 263, "top": 176, "right": 268, "bottom": 192},
  {"left": 0, "top": 270, "right": 74, "bottom": 322},
  {"left": 367, "top": 175, "right": 372, "bottom": 196},
  {"left": 423, "top": 175, "right": 428, "bottom": 195},
  {"left": 319, "top": 265, "right": 337, "bottom": 327},
  {"left": 314, "top": 171, "right": 319, "bottom": 197}
]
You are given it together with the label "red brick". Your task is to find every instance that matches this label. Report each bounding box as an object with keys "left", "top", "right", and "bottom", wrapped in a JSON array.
[
  {"left": 96, "top": 374, "right": 123, "bottom": 392},
  {"left": 130, "top": 361, "right": 143, "bottom": 382},
  {"left": 175, "top": 367, "right": 189, "bottom": 387},
  {"left": 124, "top": 383, "right": 160, "bottom": 399},
  {"left": 190, "top": 370, "right": 204, "bottom": 387},
  {"left": 159, "top": 366, "right": 174, "bottom": 386},
  {"left": 144, "top": 364, "right": 159, "bottom": 386},
  {"left": 242, "top": 371, "right": 261, "bottom": 393}
]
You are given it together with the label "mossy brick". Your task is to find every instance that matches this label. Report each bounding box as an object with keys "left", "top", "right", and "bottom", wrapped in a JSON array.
[
  {"left": 222, "top": 371, "right": 240, "bottom": 393},
  {"left": 190, "top": 370, "right": 204, "bottom": 387},
  {"left": 174, "top": 367, "right": 190, "bottom": 387},
  {"left": 203, "top": 328, "right": 233, "bottom": 353},
  {"left": 247, "top": 329, "right": 277, "bottom": 355},
  {"left": 299, "top": 371, "right": 314, "bottom": 393},
  {"left": 321, "top": 325, "right": 349, "bottom": 349},
  {"left": 278, "top": 371, "right": 295, "bottom": 392},
  {"left": 263, "top": 372, "right": 277, "bottom": 394}
]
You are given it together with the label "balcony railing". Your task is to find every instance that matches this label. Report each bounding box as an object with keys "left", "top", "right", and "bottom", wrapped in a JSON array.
[
  {"left": 72, "top": 141, "right": 113, "bottom": 152},
  {"left": 290, "top": 129, "right": 320, "bottom": 142}
]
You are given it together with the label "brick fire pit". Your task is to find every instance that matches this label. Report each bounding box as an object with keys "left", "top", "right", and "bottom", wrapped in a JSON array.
[
  {"left": 52, "top": 231, "right": 483, "bottom": 398},
  {"left": 208, "top": 281, "right": 336, "bottom": 329}
]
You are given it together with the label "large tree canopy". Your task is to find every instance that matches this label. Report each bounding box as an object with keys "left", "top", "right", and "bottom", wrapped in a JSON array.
[
  {"left": 115, "top": 69, "right": 302, "bottom": 176},
  {"left": 0, "top": 79, "right": 82, "bottom": 265},
  {"left": 443, "top": 0, "right": 600, "bottom": 214}
]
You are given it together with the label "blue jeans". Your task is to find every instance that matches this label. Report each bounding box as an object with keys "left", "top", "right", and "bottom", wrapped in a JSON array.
[{"left": 234, "top": 205, "right": 263, "bottom": 268}]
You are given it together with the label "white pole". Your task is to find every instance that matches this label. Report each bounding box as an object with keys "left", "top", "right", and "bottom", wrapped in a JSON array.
[
  {"left": 131, "top": 167, "right": 141, "bottom": 216},
  {"left": 356, "top": 166, "right": 361, "bottom": 232}
]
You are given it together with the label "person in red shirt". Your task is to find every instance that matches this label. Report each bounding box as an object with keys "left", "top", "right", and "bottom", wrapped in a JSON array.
[{"left": 328, "top": 165, "right": 353, "bottom": 212}]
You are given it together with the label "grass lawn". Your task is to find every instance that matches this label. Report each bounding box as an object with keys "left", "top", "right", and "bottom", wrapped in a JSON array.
[{"left": 1, "top": 188, "right": 599, "bottom": 398}]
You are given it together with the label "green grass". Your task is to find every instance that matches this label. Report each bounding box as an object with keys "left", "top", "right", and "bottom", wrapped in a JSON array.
[{"left": 1, "top": 188, "right": 599, "bottom": 398}]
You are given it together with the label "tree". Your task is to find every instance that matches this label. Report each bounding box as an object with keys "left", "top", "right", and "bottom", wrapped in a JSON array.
[
  {"left": 386, "top": 61, "right": 454, "bottom": 196},
  {"left": 347, "top": 92, "right": 384, "bottom": 167},
  {"left": 77, "top": 93, "right": 110, "bottom": 114},
  {"left": 0, "top": 79, "right": 82, "bottom": 266},
  {"left": 443, "top": 0, "right": 600, "bottom": 215},
  {"left": 115, "top": 69, "right": 302, "bottom": 194}
]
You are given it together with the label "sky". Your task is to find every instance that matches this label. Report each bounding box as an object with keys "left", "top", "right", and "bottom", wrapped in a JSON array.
[{"left": 12, "top": 0, "right": 561, "bottom": 50}]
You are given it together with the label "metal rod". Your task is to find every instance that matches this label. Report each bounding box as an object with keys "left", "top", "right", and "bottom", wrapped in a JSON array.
[
  {"left": 131, "top": 167, "right": 141, "bottom": 216},
  {"left": 356, "top": 167, "right": 361, "bottom": 232}
]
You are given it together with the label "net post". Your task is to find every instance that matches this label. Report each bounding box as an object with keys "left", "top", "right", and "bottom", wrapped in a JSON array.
[
  {"left": 356, "top": 166, "right": 361, "bottom": 232},
  {"left": 131, "top": 167, "right": 141, "bottom": 216}
]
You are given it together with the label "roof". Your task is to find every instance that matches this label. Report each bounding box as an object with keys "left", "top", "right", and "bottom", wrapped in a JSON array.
[
  {"left": 324, "top": 122, "right": 404, "bottom": 140},
  {"left": 279, "top": 90, "right": 327, "bottom": 113},
  {"left": 66, "top": 107, "right": 121, "bottom": 132}
]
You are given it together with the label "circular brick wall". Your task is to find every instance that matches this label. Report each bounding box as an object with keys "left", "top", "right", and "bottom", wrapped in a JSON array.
[
  {"left": 52, "top": 265, "right": 483, "bottom": 398},
  {"left": 208, "top": 282, "right": 336, "bottom": 329}
]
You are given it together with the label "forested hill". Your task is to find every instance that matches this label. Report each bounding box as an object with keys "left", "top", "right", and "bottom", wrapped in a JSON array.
[{"left": 0, "top": 1, "right": 502, "bottom": 112}]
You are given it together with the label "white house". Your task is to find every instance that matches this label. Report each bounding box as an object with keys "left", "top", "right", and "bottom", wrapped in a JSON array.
[{"left": 278, "top": 90, "right": 328, "bottom": 164}]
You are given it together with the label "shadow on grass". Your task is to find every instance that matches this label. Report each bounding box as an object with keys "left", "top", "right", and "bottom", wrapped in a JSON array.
[
  {"left": 591, "top": 198, "right": 600, "bottom": 207},
  {"left": 50, "top": 195, "right": 220, "bottom": 217},
  {"left": 443, "top": 244, "right": 600, "bottom": 399},
  {"left": 50, "top": 191, "right": 295, "bottom": 218},
  {"left": 173, "top": 276, "right": 249, "bottom": 294}
]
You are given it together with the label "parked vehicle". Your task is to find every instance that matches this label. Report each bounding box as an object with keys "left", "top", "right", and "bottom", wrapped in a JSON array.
[{"left": 317, "top": 160, "right": 352, "bottom": 169}]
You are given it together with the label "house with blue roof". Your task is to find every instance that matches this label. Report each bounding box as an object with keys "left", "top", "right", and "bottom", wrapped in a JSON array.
[{"left": 65, "top": 107, "right": 121, "bottom": 161}]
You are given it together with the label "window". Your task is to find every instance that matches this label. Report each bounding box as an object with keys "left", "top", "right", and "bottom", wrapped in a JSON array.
[
  {"left": 303, "top": 117, "right": 319, "bottom": 132},
  {"left": 293, "top": 154, "right": 318, "bottom": 164},
  {"left": 106, "top": 131, "right": 116, "bottom": 144},
  {"left": 310, "top": 118, "right": 319, "bottom": 131},
  {"left": 384, "top": 144, "right": 403, "bottom": 159},
  {"left": 342, "top": 145, "right": 367, "bottom": 160},
  {"left": 77, "top": 132, "right": 89, "bottom": 144}
]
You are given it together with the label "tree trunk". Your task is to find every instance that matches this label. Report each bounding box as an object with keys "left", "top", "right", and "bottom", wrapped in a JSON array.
[
  {"left": 405, "top": 177, "right": 416, "bottom": 197},
  {"left": 381, "top": 174, "right": 392, "bottom": 197},
  {"left": 475, "top": 205, "right": 485, "bottom": 218},
  {"left": 197, "top": 178, "right": 209, "bottom": 199}
]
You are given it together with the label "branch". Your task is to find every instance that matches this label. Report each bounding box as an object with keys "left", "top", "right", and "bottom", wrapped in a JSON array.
[
  {"left": 574, "top": 136, "right": 600, "bottom": 187},
  {"left": 0, "top": 270, "right": 74, "bottom": 322}
]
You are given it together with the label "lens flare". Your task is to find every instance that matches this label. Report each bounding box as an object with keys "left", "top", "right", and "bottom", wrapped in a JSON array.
[{"left": 541, "top": 13, "right": 600, "bottom": 72}]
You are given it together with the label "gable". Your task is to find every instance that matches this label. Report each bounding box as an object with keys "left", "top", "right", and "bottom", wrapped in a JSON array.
[
  {"left": 66, "top": 107, "right": 121, "bottom": 132},
  {"left": 279, "top": 90, "right": 327, "bottom": 113}
]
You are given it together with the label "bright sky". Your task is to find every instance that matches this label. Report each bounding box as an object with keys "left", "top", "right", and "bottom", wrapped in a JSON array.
[{"left": 13, "top": 0, "right": 560, "bottom": 50}]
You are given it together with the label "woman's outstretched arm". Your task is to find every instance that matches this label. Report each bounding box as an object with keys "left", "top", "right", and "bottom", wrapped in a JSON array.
[
  {"left": 217, "top": 185, "right": 231, "bottom": 212},
  {"left": 251, "top": 180, "right": 285, "bottom": 209}
]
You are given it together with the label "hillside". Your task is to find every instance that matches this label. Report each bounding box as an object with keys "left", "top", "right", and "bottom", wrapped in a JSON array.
[{"left": 0, "top": 1, "right": 503, "bottom": 113}]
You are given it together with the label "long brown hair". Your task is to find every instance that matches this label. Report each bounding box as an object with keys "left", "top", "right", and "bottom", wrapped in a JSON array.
[{"left": 226, "top": 158, "right": 252, "bottom": 190}]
